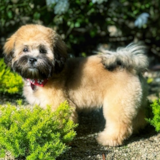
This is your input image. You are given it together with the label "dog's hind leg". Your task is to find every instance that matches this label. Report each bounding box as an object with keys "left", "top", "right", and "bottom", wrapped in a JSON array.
[
  {"left": 97, "top": 101, "right": 133, "bottom": 146},
  {"left": 97, "top": 79, "right": 144, "bottom": 146}
]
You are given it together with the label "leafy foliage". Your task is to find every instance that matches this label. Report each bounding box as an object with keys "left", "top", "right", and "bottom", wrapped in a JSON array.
[
  {"left": 0, "top": 58, "right": 23, "bottom": 94},
  {"left": 0, "top": 101, "right": 77, "bottom": 160},
  {"left": 146, "top": 99, "right": 160, "bottom": 132},
  {"left": 0, "top": 0, "right": 159, "bottom": 57}
]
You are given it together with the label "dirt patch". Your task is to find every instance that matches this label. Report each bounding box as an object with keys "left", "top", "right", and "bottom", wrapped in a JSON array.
[{"left": 57, "top": 110, "right": 160, "bottom": 160}]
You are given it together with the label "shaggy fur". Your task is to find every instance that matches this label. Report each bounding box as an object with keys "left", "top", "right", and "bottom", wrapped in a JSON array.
[{"left": 3, "top": 24, "right": 149, "bottom": 146}]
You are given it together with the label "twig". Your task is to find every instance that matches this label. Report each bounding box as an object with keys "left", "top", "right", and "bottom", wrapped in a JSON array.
[{"left": 102, "top": 153, "right": 106, "bottom": 160}]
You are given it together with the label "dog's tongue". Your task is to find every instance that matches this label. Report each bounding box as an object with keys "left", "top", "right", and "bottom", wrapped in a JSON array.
[{"left": 27, "top": 79, "right": 48, "bottom": 90}]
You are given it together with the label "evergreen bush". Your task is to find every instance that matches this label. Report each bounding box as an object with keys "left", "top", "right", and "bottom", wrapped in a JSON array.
[
  {"left": 0, "top": 58, "right": 23, "bottom": 94},
  {"left": 0, "top": 101, "right": 77, "bottom": 160},
  {"left": 146, "top": 99, "right": 160, "bottom": 132}
]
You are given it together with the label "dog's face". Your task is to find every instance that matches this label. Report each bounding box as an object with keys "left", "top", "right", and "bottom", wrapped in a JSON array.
[{"left": 3, "top": 24, "right": 67, "bottom": 79}]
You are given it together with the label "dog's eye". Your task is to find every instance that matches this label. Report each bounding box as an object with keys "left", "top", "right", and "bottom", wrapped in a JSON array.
[
  {"left": 39, "top": 48, "right": 47, "bottom": 54},
  {"left": 23, "top": 48, "right": 29, "bottom": 52}
]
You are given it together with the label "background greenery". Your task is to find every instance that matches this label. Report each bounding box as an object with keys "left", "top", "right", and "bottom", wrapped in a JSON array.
[
  {"left": 0, "top": 0, "right": 160, "bottom": 60},
  {"left": 147, "top": 99, "right": 160, "bottom": 132},
  {"left": 0, "top": 58, "right": 23, "bottom": 94}
]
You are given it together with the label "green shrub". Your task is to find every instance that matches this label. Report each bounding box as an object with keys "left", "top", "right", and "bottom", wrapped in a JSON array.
[
  {"left": 0, "top": 58, "right": 23, "bottom": 94},
  {"left": 146, "top": 99, "right": 160, "bottom": 132},
  {"left": 0, "top": 101, "right": 77, "bottom": 160}
]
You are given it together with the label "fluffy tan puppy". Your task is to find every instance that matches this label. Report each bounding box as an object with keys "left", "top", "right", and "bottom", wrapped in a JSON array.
[{"left": 4, "top": 24, "right": 148, "bottom": 146}]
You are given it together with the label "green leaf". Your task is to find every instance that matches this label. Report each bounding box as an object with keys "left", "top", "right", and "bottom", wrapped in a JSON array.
[
  {"left": 7, "top": 11, "right": 12, "bottom": 19},
  {"left": 33, "top": 12, "right": 40, "bottom": 20}
]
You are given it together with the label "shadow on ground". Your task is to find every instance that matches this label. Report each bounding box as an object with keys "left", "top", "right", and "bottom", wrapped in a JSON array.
[{"left": 57, "top": 108, "right": 157, "bottom": 160}]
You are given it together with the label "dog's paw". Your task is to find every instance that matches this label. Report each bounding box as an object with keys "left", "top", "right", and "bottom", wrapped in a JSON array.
[{"left": 96, "top": 131, "right": 123, "bottom": 146}]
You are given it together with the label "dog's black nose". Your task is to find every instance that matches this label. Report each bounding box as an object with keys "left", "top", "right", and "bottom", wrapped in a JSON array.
[{"left": 29, "top": 58, "right": 37, "bottom": 64}]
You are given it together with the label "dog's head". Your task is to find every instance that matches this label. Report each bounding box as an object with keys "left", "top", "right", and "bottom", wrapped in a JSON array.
[{"left": 3, "top": 24, "right": 67, "bottom": 79}]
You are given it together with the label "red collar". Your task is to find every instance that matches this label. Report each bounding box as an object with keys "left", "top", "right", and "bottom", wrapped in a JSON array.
[{"left": 27, "top": 79, "right": 48, "bottom": 90}]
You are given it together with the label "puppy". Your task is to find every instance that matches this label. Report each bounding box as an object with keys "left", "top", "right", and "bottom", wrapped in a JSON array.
[{"left": 4, "top": 24, "right": 148, "bottom": 146}]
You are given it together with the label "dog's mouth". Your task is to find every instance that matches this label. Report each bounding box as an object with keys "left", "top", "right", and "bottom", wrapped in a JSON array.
[
  {"left": 13, "top": 55, "right": 54, "bottom": 79},
  {"left": 28, "top": 67, "right": 38, "bottom": 72}
]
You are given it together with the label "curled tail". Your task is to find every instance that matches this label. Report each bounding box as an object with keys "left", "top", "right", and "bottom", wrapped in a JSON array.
[{"left": 98, "top": 43, "right": 149, "bottom": 73}]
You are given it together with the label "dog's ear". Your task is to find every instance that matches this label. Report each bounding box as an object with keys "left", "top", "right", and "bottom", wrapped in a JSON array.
[
  {"left": 53, "top": 34, "right": 68, "bottom": 73},
  {"left": 3, "top": 33, "right": 17, "bottom": 67}
]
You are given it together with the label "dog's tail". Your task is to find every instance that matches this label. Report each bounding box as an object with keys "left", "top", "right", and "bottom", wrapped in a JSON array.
[{"left": 98, "top": 43, "right": 149, "bottom": 73}]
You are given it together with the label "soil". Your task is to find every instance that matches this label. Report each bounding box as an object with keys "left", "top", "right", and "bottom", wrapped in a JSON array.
[{"left": 0, "top": 70, "right": 160, "bottom": 160}]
